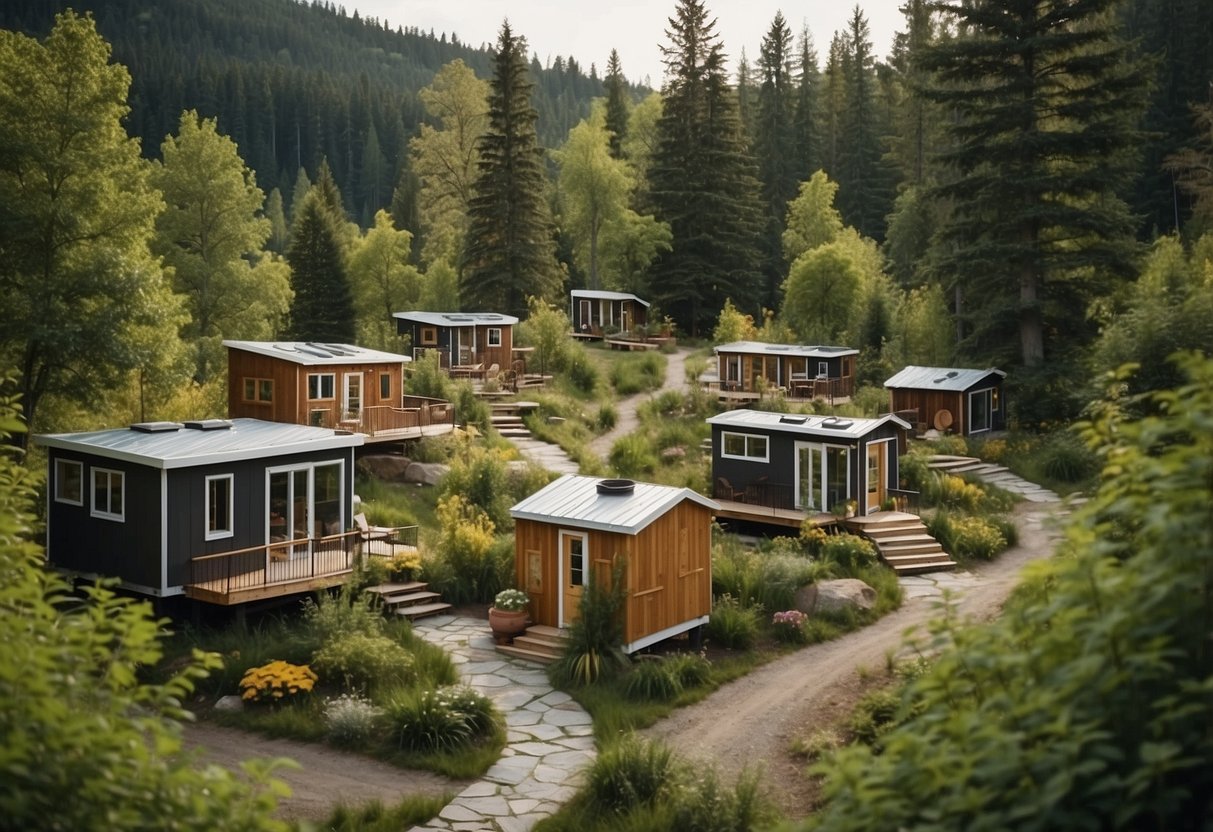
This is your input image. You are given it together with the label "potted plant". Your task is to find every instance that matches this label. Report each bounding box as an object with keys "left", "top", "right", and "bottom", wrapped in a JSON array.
[{"left": 488, "top": 588, "right": 530, "bottom": 644}]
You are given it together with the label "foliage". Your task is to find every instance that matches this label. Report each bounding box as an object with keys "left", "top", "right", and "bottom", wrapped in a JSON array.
[
  {"left": 320, "top": 794, "right": 450, "bottom": 832},
  {"left": 565, "top": 349, "right": 602, "bottom": 395},
  {"left": 437, "top": 444, "right": 512, "bottom": 528},
  {"left": 609, "top": 434, "right": 659, "bottom": 478},
  {"left": 424, "top": 493, "right": 508, "bottom": 605},
  {"left": 492, "top": 588, "right": 530, "bottom": 612},
  {"left": 771, "top": 609, "right": 810, "bottom": 644},
  {"left": 806, "top": 354, "right": 1213, "bottom": 830},
  {"left": 664, "top": 652, "right": 713, "bottom": 688},
  {"left": 817, "top": 533, "right": 878, "bottom": 573},
  {"left": 1039, "top": 430, "right": 1099, "bottom": 484},
  {"left": 287, "top": 186, "right": 356, "bottom": 342},
  {"left": 323, "top": 692, "right": 382, "bottom": 747},
  {"left": 239, "top": 660, "right": 318, "bottom": 704},
  {"left": 403, "top": 351, "right": 453, "bottom": 401},
  {"left": 623, "top": 660, "right": 684, "bottom": 702},
  {"left": 706, "top": 595, "right": 761, "bottom": 650},
  {"left": 518, "top": 296, "right": 575, "bottom": 376},
  {"left": 609, "top": 351, "right": 666, "bottom": 395},
  {"left": 586, "top": 735, "right": 675, "bottom": 815},
  {"left": 385, "top": 686, "right": 496, "bottom": 752},
  {"left": 302, "top": 583, "right": 386, "bottom": 643},
  {"left": 712, "top": 535, "right": 830, "bottom": 613},
  {"left": 312, "top": 632, "right": 416, "bottom": 693},
  {"left": 781, "top": 170, "right": 844, "bottom": 264},
  {"left": 596, "top": 403, "right": 618, "bottom": 431},
  {"left": 845, "top": 686, "right": 902, "bottom": 749},
  {"left": 347, "top": 210, "right": 422, "bottom": 349},
  {"left": 712, "top": 298, "right": 759, "bottom": 344},
  {"left": 551, "top": 560, "right": 630, "bottom": 687},
  {"left": 926, "top": 512, "right": 1007, "bottom": 562}
]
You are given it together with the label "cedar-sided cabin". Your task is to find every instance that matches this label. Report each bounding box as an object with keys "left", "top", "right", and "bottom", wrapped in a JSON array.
[
  {"left": 510, "top": 475, "right": 718, "bottom": 654},
  {"left": 712, "top": 341, "right": 858, "bottom": 401},
  {"left": 392, "top": 311, "right": 517, "bottom": 372},
  {"left": 35, "top": 419, "right": 368, "bottom": 606},
  {"left": 884, "top": 366, "right": 1007, "bottom": 436},
  {"left": 570, "top": 290, "right": 650, "bottom": 338},
  {"left": 707, "top": 409, "right": 911, "bottom": 525},
  {"left": 224, "top": 340, "right": 453, "bottom": 442}
]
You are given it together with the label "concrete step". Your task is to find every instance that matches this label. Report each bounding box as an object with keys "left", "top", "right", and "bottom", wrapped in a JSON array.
[
  {"left": 381, "top": 590, "right": 442, "bottom": 607},
  {"left": 498, "top": 428, "right": 533, "bottom": 438},
  {"left": 393, "top": 601, "right": 452, "bottom": 620}
]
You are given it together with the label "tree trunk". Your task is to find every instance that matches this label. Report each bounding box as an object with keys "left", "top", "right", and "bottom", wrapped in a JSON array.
[{"left": 1020, "top": 264, "right": 1044, "bottom": 367}]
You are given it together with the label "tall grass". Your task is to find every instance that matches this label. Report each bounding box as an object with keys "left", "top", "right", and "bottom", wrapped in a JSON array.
[{"left": 609, "top": 352, "right": 666, "bottom": 395}]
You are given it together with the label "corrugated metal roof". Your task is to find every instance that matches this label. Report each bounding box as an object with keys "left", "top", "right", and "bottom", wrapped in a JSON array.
[
  {"left": 570, "top": 289, "right": 651, "bottom": 307},
  {"left": 883, "top": 365, "right": 1006, "bottom": 392},
  {"left": 707, "top": 409, "right": 910, "bottom": 440},
  {"left": 391, "top": 311, "right": 519, "bottom": 327},
  {"left": 35, "top": 418, "right": 363, "bottom": 470},
  {"left": 510, "top": 475, "right": 718, "bottom": 535},
  {"left": 714, "top": 340, "right": 858, "bottom": 358},
  {"left": 222, "top": 340, "right": 410, "bottom": 366}
]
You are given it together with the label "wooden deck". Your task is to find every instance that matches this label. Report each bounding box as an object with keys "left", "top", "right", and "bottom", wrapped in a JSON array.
[
  {"left": 713, "top": 498, "right": 836, "bottom": 529},
  {"left": 606, "top": 338, "right": 660, "bottom": 351}
]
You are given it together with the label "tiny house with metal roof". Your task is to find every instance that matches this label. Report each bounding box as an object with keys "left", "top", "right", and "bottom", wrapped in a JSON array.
[
  {"left": 570, "top": 289, "right": 650, "bottom": 339},
  {"left": 883, "top": 366, "right": 1007, "bottom": 436},
  {"left": 392, "top": 311, "right": 517, "bottom": 372},
  {"left": 509, "top": 475, "right": 718, "bottom": 653},
  {"left": 711, "top": 341, "right": 858, "bottom": 403},
  {"left": 36, "top": 419, "right": 365, "bottom": 606}
]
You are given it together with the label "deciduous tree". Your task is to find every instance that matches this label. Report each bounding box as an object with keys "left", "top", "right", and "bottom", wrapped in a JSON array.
[{"left": 347, "top": 210, "right": 422, "bottom": 348}]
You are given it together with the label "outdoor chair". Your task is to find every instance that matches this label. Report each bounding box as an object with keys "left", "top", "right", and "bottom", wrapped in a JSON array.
[
  {"left": 352, "top": 512, "right": 396, "bottom": 543},
  {"left": 716, "top": 477, "right": 744, "bottom": 501}
]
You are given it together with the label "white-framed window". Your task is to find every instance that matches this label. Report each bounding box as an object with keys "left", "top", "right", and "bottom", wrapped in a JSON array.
[
  {"left": 307, "top": 373, "right": 335, "bottom": 400},
  {"left": 487, "top": 327, "right": 502, "bottom": 347},
  {"left": 54, "top": 459, "right": 83, "bottom": 505},
  {"left": 242, "top": 377, "right": 273, "bottom": 403},
  {"left": 721, "top": 431, "right": 769, "bottom": 462},
  {"left": 91, "top": 467, "right": 124, "bottom": 522},
  {"left": 206, "top": 474, "right": 234, "bottom": 540},
  {"left": 817, "top": 361, "right": 830, "bottom": 378}
]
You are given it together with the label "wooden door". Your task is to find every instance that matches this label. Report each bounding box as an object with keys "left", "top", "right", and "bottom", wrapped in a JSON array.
[
  {"left": 866, "top": 442, "right": 886, "bottom": 513},
  {"left": 559, "top": 530, "right": 587, "bottom": 627}
]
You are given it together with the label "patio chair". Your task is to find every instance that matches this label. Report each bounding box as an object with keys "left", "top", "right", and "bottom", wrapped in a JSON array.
[
  {"left": 716, "top": 477, "right": 744, "bottom": 501},
  {"left": 352, "top": 513, "right": 396, "bottom": 543}
]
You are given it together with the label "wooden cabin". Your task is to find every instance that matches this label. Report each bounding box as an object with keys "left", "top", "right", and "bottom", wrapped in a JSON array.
[
  {"left": 223, "top": 340, "right": 453, "bottom": 442},
  {"left": 711, "top": 341, "right": 858, "bottom": 402},
  {"left": 35, "top": 419, "right": 370, "bottom": 606},
  {"left": 392, "top": 311, "right": 517, "bottom": 374},
  {"left": 570, "top": 290, "right": 650, "bottom": 339},
  {"left": 884, "top": 366, "right": 1007, "bottom": 436},
  {"left": 707, "top": 410, "right": 911, "bottom": 525},
  {"left": 510, "top": 475, "right": 718, "bottom": 654}
]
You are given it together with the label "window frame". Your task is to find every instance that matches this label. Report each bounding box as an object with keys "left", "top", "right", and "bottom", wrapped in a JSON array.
[
  {"left": 420, "top": 326, "right": 438, "bottom": 346},
  {"left": 91, "top": 467, "right": 125, "bottom": 522},
  {"left": 242, "top": 377, "right": 274, "bottom": 403},
  {"left": 486, "top": 327, "right": 502, "bottom": 347},
  {"left": 720, "top": 431, "right": 770, "bottom": 462},
  {"left": 54, "top": 458, "right": 83, "bottom": 506},
  {"left": 379, "top": 372, "right": 392, "bottom": 401},
  {"left": 307, "top": 372, "right": 336, "bottom": 400},
  {"left": 205, "top": 474, "right": 234, "bottom": 541}
]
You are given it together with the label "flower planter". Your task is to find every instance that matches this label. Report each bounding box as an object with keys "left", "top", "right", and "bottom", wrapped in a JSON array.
[{"left": 488, "top": 607, "right": 528, "bottom": 644}]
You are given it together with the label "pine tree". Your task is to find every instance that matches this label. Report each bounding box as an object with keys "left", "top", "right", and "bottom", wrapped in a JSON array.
[
  {"left": 835, "top": 7, "right": 891, "bottom": 240},
  {"left": 604, "top": 49, "right": 629, "bottom": 159},
  {"left": 461, "top": 22, "right": 562, "bottom": 316},
  {"left": 754, "top": 11, "right": 799, "bottom": 309},
  {"left": 792, "top": 27, "right": 821, "bottom": 183},
  {"left": 648, "top": 0, "right": 765, "bottom": 336},
  {"left": 286, "top": 189, "right": 356, "bottom": 341}
]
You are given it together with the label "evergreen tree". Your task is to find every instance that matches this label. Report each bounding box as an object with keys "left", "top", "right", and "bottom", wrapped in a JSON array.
[
  {"left": 792, "top": 27, "right": 821, "bottom": 183},
  {"left": 286, "top": 189, "right": 356, "bottom": 341},
  {"left": 289, "top": 166, "right": 312, "bottom": 224},
  {"left": 648, "top": 0, "right": 765, "bottom": 336},
  {"left": 754, "top": 11, "right": 799, "bottom": 309},
  {"left": 461, "top": 22, "right": 562, "bottom": 316},
  {"left": 604, "top": 49, "right": 629, "bottom": 159},
  {"left": 265, "top": 187, "right": 288, "bottom": 252},
  {"left": 819, "top": 33, "right": 849, "bottom": 179},
  {"left": 835, "top": 6, "right": 891, "bottom": 240},
  {"left": 919, "top": 0, "right": 1148, "bottom": 384}
]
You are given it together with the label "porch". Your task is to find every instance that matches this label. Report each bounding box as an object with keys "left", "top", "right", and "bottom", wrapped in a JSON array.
[
  {"left": 711, "top": 479, "right": 837, "bottom": 529},
  {"left": 311, "top": 395, "right": 454, "bottom": 442}
]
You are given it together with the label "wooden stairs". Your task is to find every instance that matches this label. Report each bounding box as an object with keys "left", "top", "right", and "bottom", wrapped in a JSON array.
[
  {"left": 364, "top": 581, "right": 452, "bottom": 620},
  {"left": 847, "top": 511, "right": 957, "bottom": 575},
  {"left": 489, "top": 402, "right": 535, "bottom": 440},
  {"left": 495, "top": 624, "right": 569, "bottom": 665}
]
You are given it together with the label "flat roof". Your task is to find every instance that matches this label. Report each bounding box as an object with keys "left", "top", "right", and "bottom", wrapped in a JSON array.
[
  {"left": 35, "top": 418, "right": 364, "bottom": 470},
  {"left": 510, "top": 475, "right": 717, "bottom": 535},
  {"left": 392, "top": 311, "right": 519, "bottom": 327},
  {"left": 714, "top": 340, "right": 858, "bottom": 358},
  {"left": 707, "top": 409, "right": 910, "bottom": 440},
  {"left": 884, "top": 365, "right": 1006, "bottom": 392},
  {"left": 570, "top": 289, "right": 651, "bottom": 307},
  {"left": 223, "top": 340, "right": 410, "bottom": 366}
]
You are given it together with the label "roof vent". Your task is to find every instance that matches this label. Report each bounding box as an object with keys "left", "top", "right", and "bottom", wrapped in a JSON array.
[
  {"left": 183, "top": 419, "right": 233, "bottom": 431},
  {"left": 597, "top": 478, "right": 636, "bottom": 495},
  {"left": 130, "top": 421, "right": 182, "bottom": 433},
  {"left": 946, "top": 371, "right": 959, "bottom": 378},
  {"left": 780, "top": 414, "right": 808, "bottom": 424},
  {"left": 820, "top": 416, "right": 853, "bottom": 430}
]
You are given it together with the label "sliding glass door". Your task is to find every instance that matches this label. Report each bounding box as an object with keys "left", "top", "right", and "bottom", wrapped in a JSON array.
[{"left": 795, "top": 442, "right": 849, "bottom": 511}]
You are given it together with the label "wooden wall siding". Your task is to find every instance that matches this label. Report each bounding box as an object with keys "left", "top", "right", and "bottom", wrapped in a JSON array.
[
  {"left": 716, "top": 352, "right": 856, "bottom": 394},
  {"left": 227, "top": 350, "right": 301, "bottom": 424},
  {"left": 890, "top": 389, "right": 965, "bottom": 435},
  {"left": 515, "top": 518, "right": 559, "bottom": 626},
  {"left": 290, "top": 362, "right": 404, "bottom": 427}
]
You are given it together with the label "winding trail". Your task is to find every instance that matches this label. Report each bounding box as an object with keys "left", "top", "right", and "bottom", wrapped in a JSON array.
[{"left": 588, "top": 346, "right": 691, "bottom": 459}]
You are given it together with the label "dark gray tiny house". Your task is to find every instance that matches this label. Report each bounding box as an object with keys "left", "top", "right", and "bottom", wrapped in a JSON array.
[
  {"left": 707, "top": 410, "right": 910, "bottom": 519},
  {"left": 570, "top": 290, "right": 650, "bottom": 338},
  {"left": 36, "top": 419, "right": 364, "bottom": 604}
]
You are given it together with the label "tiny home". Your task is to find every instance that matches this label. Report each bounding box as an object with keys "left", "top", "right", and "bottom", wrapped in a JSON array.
[
  {"left": 36, "top": 419, "right": 365, "bottom": 605},
  {"left": 510, "top": 475, "right": 718, "bottom": 654},
  {"left": 884, "top": 366, "right": 1007, "bottom": 436},
  {"left": 712, "top": 341, "right": 858, "bottom": 400},
  {"left": 570, "top": 290, "right": 650, "bottom": 338},
  {"left": 707, "top": 409, "right": 911, "bottom": 521},
  {"left": 392, "top": 311, "right": 517, "bottom": 372}
]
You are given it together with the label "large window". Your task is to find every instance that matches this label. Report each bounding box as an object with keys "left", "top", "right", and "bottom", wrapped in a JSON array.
[
  {"left": 91, "top": 468, "right": 124, "bottom": 521},
  {"left": 54, "top": 459, "right": 83, "bottom": 505},
  {"left": 721, "top": 431, "right": 769, "bottom": 462},
  {"left": 242, "top": 377, "right": 273, "bottom": 403},
  {"left": 307, "top": 373, "right": 335, "bottom": 400},
  {"left": 487, "top": 327, "right": 502, "bottom": 347},
  {"left": 206, "top": 475, "right": 233, "bottom": 540}
]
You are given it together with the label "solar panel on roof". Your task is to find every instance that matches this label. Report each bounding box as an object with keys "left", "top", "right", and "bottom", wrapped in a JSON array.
[
  {"left": 294, "top": 345, "right": 332, "bottom": 358},
  {"left": 183, "top": 419, "right": 233, "bottom": 431}
]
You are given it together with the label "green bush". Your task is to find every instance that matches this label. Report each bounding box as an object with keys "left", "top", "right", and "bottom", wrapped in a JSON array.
[
  {"left": 438, "top": 444, "right": 511, "bottom": 528},
  {"left": 312, "top": 632, "right": 416, "bottom": 692},
  {"left": 586, "top": 736, "right": 675, "bottom": 814},
  {"left": 930, "top": 434, "right": 969, "bottom": 456},
  {"left": 849, "top": 385, "right": 889, "bottom": 417},
  {"left": 403, "top": 351, "right": 452, "bottom": 401},
  {"left": 596, "top": 403, "right": 618, "bottom": 431},
  {"left": 385, "top": 686, "right": 495, "bottom": 752},
  {"left": 302, "top": 584, "right": 385, "bottom": 643},
  {"left": 818, "top": 533, "right": 878, "bottom": 573},
  {"left": 1040, "top": 430, "right": 1098, "bottom": 483},
  {"left": 609, "top": 434, "right": 658, "bottom": 478},
  {"left": 324, "top": 692, "right": 382, "bottom": 747},
  {"left": 706, "top": 595, "right": 761, "bottom": 650},
  {"left": 567, "top": 350, "right": 600, "bottom": 394},
  {"left": 664, "top": 652, "right": 712, "bottom": 688},
  {"left": 669, "top": 766, "right": 773, "bottom": 832},
  {"left": 610, "top": 352, "right": 665, "bottom": 395},
  {"left": 624, "top": 661, "right": 683, "bottom": 701},
  {"left": 423, "top": 494, "right": 512, "bottom": 604},
  {"left": 847, "top": 686, "right": 902, "bottom": 748}
]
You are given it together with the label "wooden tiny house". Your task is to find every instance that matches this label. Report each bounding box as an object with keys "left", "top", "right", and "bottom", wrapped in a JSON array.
[
  {"left": 711, "top": 341, "right": 858, "bottom": 402},
  {"left": 392, "top": 311, "right": 517, "bottom": 372},
  {"left": 884, "top": 366, "right": 1007, "bottom": 436},
  {"left": 510, "top": 475, "right": 718, "bottom": 654},
  {"left": 570, "top": 290, "right": 650, "bottom": 338}
]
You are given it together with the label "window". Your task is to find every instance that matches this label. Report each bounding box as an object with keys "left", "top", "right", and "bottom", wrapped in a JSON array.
[
  {"left": 991, "top": 387, "right": 1000, "bottom": 412},
  {"left": 721, "top": 431, "right": 769, "bottom": 462},
  {"left": 487, "top": 327, "right": 502, "bottom": 347},
  {"left": 379, "top": 372, "right": 391, "bottom": 400},
  {"left": 54, "top": 459, "right": 83, "bottom": 505},
  {"left": 307, "top": 373, "right": 335, "bottom": 399},
  {"left": 420, "top": 326, "right": 438, "bottom": 345},
  {"left": 817, "top": 361, "right": 830, "bottom": 378},
  {"left": 206, "top": 475, "right": 233, "bottom": 540},
  {"left": 242, "top": 377, "right": 273, "bottom": 403},
  {"left": 91, "top": 468, "right": 124, "bottom": 521}
]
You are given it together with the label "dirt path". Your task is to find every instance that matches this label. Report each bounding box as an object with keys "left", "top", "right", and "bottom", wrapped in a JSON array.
[
  {"left": 180, "top": 721, "right": 466, "bottom": 822},
  {"left": 589, "top": 347, "right": 691, "bottom": 458},
  {"left": 642, "top": 500, "right": 1067, "bottom": 819}
]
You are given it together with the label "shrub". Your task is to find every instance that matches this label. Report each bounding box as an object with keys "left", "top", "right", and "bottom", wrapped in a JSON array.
[
  {"left": 930, "top": 473, "right": 987, "bottom": 511},
  {"left": 439, "top": 444, "right": 511, "bottom": 528},
  {"left": 931, "top": 434, "right": 968, "bottom": 456},
  {"left": 663, "top": 652, "right": 712, "bottom": 688},
  {"left": 818, "top": 533, "right": 878, "bottom": 573},
  {"left": 302, "top": 585, "right": 385, "bottom": 643},
  {"left": 849, "top": 385, "right": 889, "bottom": 417},
  {"left": 706, "top": 595, "right": 760, "bottom": 650},
  {"left": 551, "top": 560, "right": 629, "bottom": 687},
  {"left": 586, "top": 736, "right": 674, "bottom": 814},
  {"left": 239, "top": 660, "right": 317, "bottom": 704},
  {"left": 312, "top": 632, "right": 415, "bottom": 692},
  {"left": 324, "top": 692, "right": 381, "bottom": 746},
  {"left": 847, "top": 686, "right": 902, "bottom": 748},
  {"left": 596, "top": 403, "right": 618, "bottom": 431},
  {"left": 386, "top": 686, "right": 495, "bottom": 752},
  {"left": 669, "top": 766, "right": 775, "bottom": 832},
  {"left": 609, "top": 434, "right": 657, "bottom": 478},
  {"left": 424, "top": 494, "right": 509, "bottom": 604},
  {"left": 1040, "top": 431, "right": 1098, "bottom": 483},
  {"left": 566, "top": 350, "right": 600, "bottom": 394},
  {"left": 624, "top": 661, "right": 683, "bottom": 701},
  {"left": 771, "top": 609, "right": 809, "bottom": 644},
  {"left": 947, "top": 514, "right": 1007, "bottom": 560},
  {"left": 610, "top": 352, "right": 665, "bottom": 395},
  {"left": 492, "top": 588, "right": 529, "bottom": 611},
  {"left": 403, "top": 351, "right": 452, "bottom": 401}
]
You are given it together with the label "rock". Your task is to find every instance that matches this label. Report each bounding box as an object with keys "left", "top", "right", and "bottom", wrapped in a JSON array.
[
  {"left": 358, "top": 454, "right": 412, "bottom": 482},
  {"left": 546, "top": 416, "right": 566, "bottom": 425},
  {"left": 661, "top": 445, "right": 686, "bottom": 460},
  {"left": 794, "top": 578, "right": 877, "bottom": 616},
  {"left": 404, "top": 461, "right": 449, "bottom": 486},
  {"left": 214, "top": 695, "right": 244, "bottom": 712}
]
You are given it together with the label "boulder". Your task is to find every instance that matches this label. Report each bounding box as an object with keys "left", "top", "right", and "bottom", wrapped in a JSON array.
[
  {"left": 358, "top": 454, "right": 412, "bottom": 482},
  {"left": 794, "top": 578, "right": 877, "bottom": 617},
  {"left": 404, "top": 461, "right": 448, "bottom": 486},
  {"left": 214, "top": 695, "right": 244, "bottom": 713}
]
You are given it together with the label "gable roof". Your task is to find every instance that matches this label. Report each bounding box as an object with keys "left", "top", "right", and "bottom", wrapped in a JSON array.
[
  {"left": 392, "top": 311, "right": 519, "bottom": 327},
  {"left": 883, "top": 365, "right": 1006, "bottom": 392},
  {"left": 223, "top": 340, "right": 409, "bottom": 366},
  {"left": 510, "top": 475, "right": 717, "bottom": 535},
  {"left": 570, "top": 289, "right": 651, "bottom": 307},
  {"left": 707, "top": 409, "right": 910, "bottom": 440},
  {"left": 35, "top": 419, "right": 363, "bottom": 470},
  {"left": 714, "top": 341, "right": 858, "bottom": 358}
]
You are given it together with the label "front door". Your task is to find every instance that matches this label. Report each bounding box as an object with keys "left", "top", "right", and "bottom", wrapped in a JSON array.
[
  {"left": 559, "top": 530, "right": 588, "bottom": 627},
  {"left": 342, "top": 373, "right": 362, "bottom": 422},
  {"left": 866, "top": 442, "right": 887, "bottom": 513},
  {"left": 578, "top": 299, "right": 592, "bottom": 331}
]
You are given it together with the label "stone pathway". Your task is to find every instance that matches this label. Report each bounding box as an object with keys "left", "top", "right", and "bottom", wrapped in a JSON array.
[
  {"left": 407, "top": 616, "right": 595, "bottom": 832},
  {"left": 928, "top": 454, "right": 1062, "bottom": 503},
  {"left": 508, "top": 436, "right": 580, "bottom": 475}
]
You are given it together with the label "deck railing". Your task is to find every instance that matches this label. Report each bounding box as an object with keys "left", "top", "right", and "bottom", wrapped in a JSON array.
[
  {"left": 187, "top": 530, "right": 361, "bottom": 598},
  {"left": 715, "top": 479, "right": 797, "bottom": 510},
  {"left": 311, "top": 395, "right": 453, "bottom": 437},
  {"left": 887, "top": 488, "right": 921, "bottom": 515}
]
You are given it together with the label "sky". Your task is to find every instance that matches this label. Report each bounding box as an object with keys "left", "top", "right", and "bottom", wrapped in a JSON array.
[{"left": 347, "top": 0, "right": 908, "bottom": 88}]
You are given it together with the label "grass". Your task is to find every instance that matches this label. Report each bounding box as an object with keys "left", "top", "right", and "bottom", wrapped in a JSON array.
[
  {"left": 355, "top": 474, "right": 442, "bottom": 531},
  {"left": 318, "top": 794, "right": 452, "bottom": 832}
]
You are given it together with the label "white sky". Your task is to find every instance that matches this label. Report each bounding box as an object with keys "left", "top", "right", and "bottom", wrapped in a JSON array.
[{"left": 348, "top": 1, "right": 907, "bottom": 88}]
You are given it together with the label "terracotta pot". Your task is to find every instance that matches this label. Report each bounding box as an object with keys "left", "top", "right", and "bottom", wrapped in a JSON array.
[{"left": 488, "top": 607, "right": 528, "bottom": 644}]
